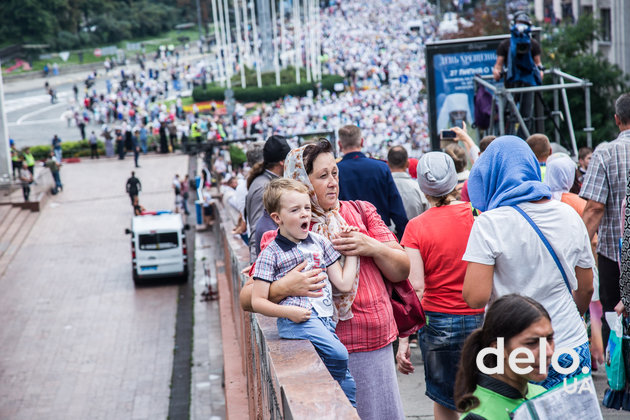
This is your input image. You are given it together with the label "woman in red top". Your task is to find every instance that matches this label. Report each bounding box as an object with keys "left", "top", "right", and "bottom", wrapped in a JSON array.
[
  {"left": 397, "top": 152, "right": 484, "bottom": 420},
  {"left": 241, "top": 139, "right": 410, "bottom": 419}
]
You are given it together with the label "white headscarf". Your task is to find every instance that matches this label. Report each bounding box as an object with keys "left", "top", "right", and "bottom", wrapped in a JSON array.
[
  {"left": 283, "top": 145, "right": 360, "bottom": 321},
  {"left": 416, "top": 152, "right": 459, "bottom": 197},
  {"left": 544, "top": 154, "right": 577, "bottom": 200}
]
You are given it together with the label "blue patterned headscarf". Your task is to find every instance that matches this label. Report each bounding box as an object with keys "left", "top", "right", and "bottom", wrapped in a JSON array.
[{"left": 467, "top": 136, "right": 551, "bottom": 212}]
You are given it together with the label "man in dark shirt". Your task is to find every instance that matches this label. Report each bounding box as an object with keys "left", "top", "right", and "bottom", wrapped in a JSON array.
[
  {"left": 337, "top": 125, "right": 408, "bottom": 238},
  {"left": 126, "top": 171, "right": 142, "bottom": 205},
  {"left": 492, "top": 12, "right": 544, "bottom": 86},
  {"left": 492, "top": 12, "right": 544, "bottom": 137}
]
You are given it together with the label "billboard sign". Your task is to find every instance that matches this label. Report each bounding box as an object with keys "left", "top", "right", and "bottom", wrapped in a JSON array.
[
  {"left": 425, "top": 30, "right": 541, "bottom": 150},
  {"left": 426, "top": 34, "right": 507, "bottom": 150}
]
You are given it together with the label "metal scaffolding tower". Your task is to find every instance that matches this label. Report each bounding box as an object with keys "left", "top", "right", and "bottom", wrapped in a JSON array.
[{"left": 473, "top": 68, "right": 593, "bottom": 156}]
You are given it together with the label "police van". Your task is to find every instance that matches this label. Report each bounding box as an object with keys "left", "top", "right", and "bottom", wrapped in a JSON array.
[{"left": 125, "top": 213, "right": 190, "bottom": 284}]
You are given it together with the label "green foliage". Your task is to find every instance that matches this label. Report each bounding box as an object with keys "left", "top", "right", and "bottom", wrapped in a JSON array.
[
  {"left": 1, "top": 0, "right": 191, "bottom": 51},
  {"left": 26, "top": 141, "right": 105, "bottom": 160},
  {"left": 542, "top": 15, "right": 630, "bottom": 147},
  {"left": 229, "top": 145, "right": 247, "bottom": 168},
  {"left": 29, "top": 145, "right": 53, "bottom": 161},
  {"left": 0, "top": 0, "right": 63, "bottom": 43},
  {"left": 192, "top": 74, "right": 345, "bottom": 103}
]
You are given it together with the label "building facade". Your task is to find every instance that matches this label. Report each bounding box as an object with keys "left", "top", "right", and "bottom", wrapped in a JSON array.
[{"left": 533, "top": 0, "right": 630, "bottom": 74}]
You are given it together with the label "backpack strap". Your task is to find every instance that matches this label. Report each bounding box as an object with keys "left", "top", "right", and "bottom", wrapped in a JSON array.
[{"left": 511, "top": 205, "right": 572, "bottom": 294}]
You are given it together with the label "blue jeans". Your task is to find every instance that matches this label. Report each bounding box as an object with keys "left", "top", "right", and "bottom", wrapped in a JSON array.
[
  {"left": 277, "top": 311, "right": 356, "bottom": 407},
  {"left": 419, "top": 311, "right": 484, "bottom": 410},
  {"left": 52, "top": 171, "right": 62, "bottom": 190}
]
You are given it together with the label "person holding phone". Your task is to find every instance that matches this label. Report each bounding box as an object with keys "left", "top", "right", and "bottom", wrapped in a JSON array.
[{"left": 440, "top": 122, "right": 480, "bottom": 165}]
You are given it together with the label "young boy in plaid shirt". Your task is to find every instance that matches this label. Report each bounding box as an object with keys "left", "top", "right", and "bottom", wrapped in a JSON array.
[{"left": 252, "top": 178, "right": 358, "bottom": 406}]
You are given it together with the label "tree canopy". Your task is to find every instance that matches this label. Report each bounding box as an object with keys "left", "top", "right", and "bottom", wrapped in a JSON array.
[
  {"left": 542, "top": 14, "right": 629, "bottom": 147},
  {"left": 0, "top": 0, "right": 196, "bottom": 50}
]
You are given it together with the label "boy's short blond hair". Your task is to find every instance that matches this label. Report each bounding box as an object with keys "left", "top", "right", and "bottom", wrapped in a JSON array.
[
  {"left": 526, "top": 134, "right": 551, "bottom": 161},
  {"left": 263, "top": 178, "right": 310, "bottom": 215}
]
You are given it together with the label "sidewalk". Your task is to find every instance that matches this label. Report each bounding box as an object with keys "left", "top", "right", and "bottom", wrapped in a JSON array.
[
  {"left": 0, "top": 153, "right": 188, "bottom": 419},
  {"left": 190, "top": 221, "right": 226, "bottom": 420}
]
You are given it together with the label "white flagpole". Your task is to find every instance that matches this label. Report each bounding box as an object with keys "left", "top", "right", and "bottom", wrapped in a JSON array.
[
  {"left": 307, "top": 0, "right": 315, "bottom": 82},
  {"left": 211, "top": 0, "right": 226, "bottom": 86},
  {"left": 233, "top": 0, "right": 246, "bottom": 87},
  {"left": 271, "top": 0, "right": 281, "bottom": 86},
  {"left": 241, "top": 0, "right": 251, "bottom": 66},
  {"left": 222, "top": 0, "right": 233, "bottom": 88},
  {"left": 217, "top": 0, "right": 232, "bottom": 88},
  {"left": 250, "top": 1, "right": 263, "bottom": 87},
  {"left": 310, "top": 0, "right": 318, "bottom": 81},
  {"left": 303, "top": 0, "right": 311, "bottom": 83},
  {"left": 315, "top": 0, "right": 322, "bottom": 80},
  {"left": 280, "top": 0, "right": 286, "bottom": 68},
  {"left": 293, "top": 0, "right": 301, "bottom": 84}
]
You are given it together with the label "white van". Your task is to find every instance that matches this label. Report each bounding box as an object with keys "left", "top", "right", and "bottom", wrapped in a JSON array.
[{"left": 125, "top": 213, "right": 190, "bottom": 283}]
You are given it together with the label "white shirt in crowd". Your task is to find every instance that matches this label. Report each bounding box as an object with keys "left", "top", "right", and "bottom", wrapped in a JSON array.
[{"left": 463, "top": 200, "right": 595, "bottom": 350}]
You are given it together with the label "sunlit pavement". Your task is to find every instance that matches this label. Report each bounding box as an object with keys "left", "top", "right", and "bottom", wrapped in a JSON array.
[{"left": 0, "top": 153, "right": 188, "bottom": 419}]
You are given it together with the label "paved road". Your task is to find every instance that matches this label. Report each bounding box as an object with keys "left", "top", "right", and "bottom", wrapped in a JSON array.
[
  {"left": 4, "top": 67, "right": 115, "bottom": 148},
  {"left": 0, "top": 153, "right": 189, "bottom": 419},
  {"left": 2, "top": 53, "right": 203, "bottom": 148}
]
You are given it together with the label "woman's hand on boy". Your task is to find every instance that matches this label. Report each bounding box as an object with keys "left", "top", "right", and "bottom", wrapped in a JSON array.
[
  {"left": 276, "top": 261, "right": 326, "bottom": 299},
  {"left": 339, "top": 225, "right": 360, "bottom": 234},
  {"left": 285, "top": 306, "right": 312, "bottom": 323},
  {"left": 331, "top": 230, "right": 376, "bottom": 257}
]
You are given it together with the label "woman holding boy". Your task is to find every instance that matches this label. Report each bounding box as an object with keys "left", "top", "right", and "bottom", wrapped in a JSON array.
[
  {"left": 242, "top": 139, "right": 410, "bottom": 420},
  {"left": 251, "top": 178, "right": 359, "bottom": 405}
]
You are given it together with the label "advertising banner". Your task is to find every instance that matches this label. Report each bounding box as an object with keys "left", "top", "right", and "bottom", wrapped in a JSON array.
[
  {"left": 426, "top": 31, "right": 540, "bottom": 150},
  {"left": 426, "top": 35, "right": 507, "bottom": 150}
]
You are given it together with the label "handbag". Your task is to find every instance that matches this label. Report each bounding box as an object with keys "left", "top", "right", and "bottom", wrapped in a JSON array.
[
  {"left": 603, "top": 312, "right": 626, "bottom": 391},
  {"left": 351, "top": 200, "right": 425, "bottom": 338}
]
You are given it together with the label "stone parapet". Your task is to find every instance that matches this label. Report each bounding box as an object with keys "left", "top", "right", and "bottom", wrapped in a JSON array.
[{"left": 212, "top": 201, "right": 358, "bottom": 419}]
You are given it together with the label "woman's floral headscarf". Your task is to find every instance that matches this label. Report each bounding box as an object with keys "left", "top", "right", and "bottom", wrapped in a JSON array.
[{"left": 284, "top": 145, "right": 360, "bottom": 321}]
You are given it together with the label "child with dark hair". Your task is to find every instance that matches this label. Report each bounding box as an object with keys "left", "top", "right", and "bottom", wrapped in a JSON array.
[
  {"left": 576, "top": 146, "right": 593, "bottom": 186},
  {"left": 455, "top": 294, "right": 552, "bottom": 419}
]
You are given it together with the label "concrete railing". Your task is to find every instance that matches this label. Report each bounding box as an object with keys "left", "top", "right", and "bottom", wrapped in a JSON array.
[
  {"left": 0, "top": 167, "right": 55, "bottom": 211},
  {"left": 212, "top": 201, "right": 358, "bottom": 420}
]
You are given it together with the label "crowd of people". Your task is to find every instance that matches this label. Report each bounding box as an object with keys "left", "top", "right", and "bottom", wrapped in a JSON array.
[
  {"left": 10, "top": 0, "right": 630, "bottom": 416},
  {"left": 170, "top": 2, "right": 629, "bottom": 417},
  {"left": 239, "top": 0, "right": 436, "bottom": 157},
  {"left": 207, "top": 86, "right": 630, "bottom": 418},
  {"left": 36, "top": 0, "right": 437, "bottom": 164},
  {"left": 10, "top": 138, "right": 64, "bottom": 201}
]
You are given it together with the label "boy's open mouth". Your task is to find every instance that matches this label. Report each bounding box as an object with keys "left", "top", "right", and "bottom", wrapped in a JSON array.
[{"left": 301, "top": 222, "right": 308, "bottom": 230}]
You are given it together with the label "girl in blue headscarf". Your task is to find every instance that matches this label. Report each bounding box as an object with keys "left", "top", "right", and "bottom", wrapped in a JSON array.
[{"left": 461, "top": 136, "right": 596, "bottom": 389}]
